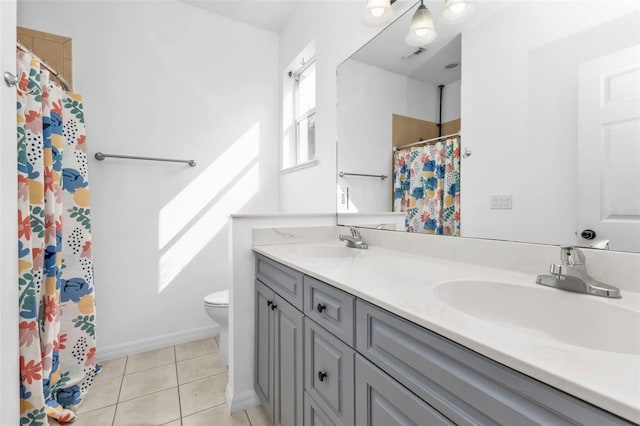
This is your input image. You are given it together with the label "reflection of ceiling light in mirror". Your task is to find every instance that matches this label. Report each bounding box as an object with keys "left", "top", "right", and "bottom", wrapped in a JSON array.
[
  {"left": 441, "top": 0, "right": 475, "bottom": 24},
  {"left": 362, "top": 0, "right": 393, "bottom": 27},
  {"left": 405, "top": 1, "right": 437, "bottom": 46}
]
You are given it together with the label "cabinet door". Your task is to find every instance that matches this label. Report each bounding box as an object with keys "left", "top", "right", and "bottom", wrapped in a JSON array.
[
  {"left": 305, "top": 391, "right": 338, "bottom": 426},
  {"left": 274, "top": 294, "right": 304, "bottom": 426},
  {"left": 255, "top": 280, "right": 275, "bottom": 422},
  {"left": 355, "top": 354, "right": 453, "bottom": 426},
  {"left": 304, "top": 276, "right": 355, "bottom": 346},
  {"left": 256, "top": 254, "right": 304, "bottom": 309},
  {"left": 305, "top": 319, "right": 355, "bottom": 426}
]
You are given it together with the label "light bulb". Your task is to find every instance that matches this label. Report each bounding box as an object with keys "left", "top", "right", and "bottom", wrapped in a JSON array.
[
  {"left": 362, "top": 0, "right": 393, "bottom": 27},
  {"left": 405, "top": 2, "right": 437, "bottom": 46},
  {"left": 450, "top": 3, "right": 466, "bottom": 14},
  {"left": 441, "top": 0, "right": 474, "bottom": 24},
  {"left": 370, "top": 7, "right": 385, "bottom": 17}
]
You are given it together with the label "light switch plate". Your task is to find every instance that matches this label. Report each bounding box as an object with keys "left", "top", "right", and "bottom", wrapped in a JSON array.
[{"left": 490, "top": 195, "right": 513, "bottom": 209}]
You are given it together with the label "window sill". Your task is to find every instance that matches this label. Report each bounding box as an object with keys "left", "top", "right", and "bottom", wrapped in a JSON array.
[{"left": 280, "top": 159, "right": 318, "bottom": 175}]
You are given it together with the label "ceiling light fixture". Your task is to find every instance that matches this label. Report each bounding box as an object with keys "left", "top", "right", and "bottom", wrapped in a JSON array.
[
  {"left": 441, "top": 0, "right": 474, "bottom": 24},
  {"left": 405, "top": 0, "right": 437, "bottom": 46},
  {"left": 362, "top": 0, "right": 394, "bottom": 27}
]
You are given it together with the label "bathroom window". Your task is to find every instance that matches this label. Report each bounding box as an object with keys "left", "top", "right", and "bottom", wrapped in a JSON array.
[
  {"left": 282, "top": 42, "right": 317, "bottom": 172},
  {"left": 294, "top": 60, "right": 316, "bottom": 165}
]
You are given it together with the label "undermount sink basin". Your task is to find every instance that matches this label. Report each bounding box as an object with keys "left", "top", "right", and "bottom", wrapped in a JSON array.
[
  {"left": 434, "top": 280, "right": 640, "bottom": 355},
  {"left": 288, "top": 244, "right": 364, "bottom": 258}
]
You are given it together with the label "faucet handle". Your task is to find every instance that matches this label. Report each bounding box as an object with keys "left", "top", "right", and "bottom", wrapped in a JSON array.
[
  {"left": 550, "top": 264, "right": 567, "bottom": 276},
  {"left": 349, "top": 226, "right": 361, "bottom": 238},
  {"left": 560, "top": 246, "right": 585, "bottom": 266}
]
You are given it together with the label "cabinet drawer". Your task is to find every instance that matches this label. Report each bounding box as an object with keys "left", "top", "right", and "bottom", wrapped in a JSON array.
[
  {"left": 255, "top": 254, "right": 304, "bottom": 310},
  {"left": 305, "top": 391, "right": 338, "bottom": 426},
  {"left": 355, "top": 354, "right": 453, "bottom": 426},
  {"left": 304, "top": 276, "right": 355, "bottom": 346},
  {"left": 305, "top": 318, "right": 355, "bottom": 426},
  {"left": 356, "top": 300, "right": 632, "bottom": 426}
]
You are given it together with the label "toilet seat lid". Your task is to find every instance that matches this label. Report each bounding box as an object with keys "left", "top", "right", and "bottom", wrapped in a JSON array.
[{"left": 204, "top": 289, "right": 229, "bottom": 306}]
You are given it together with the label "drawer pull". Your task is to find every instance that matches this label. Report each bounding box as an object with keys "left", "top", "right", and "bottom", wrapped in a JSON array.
[
  {"left": 316, "top": 303, "right": 326, "bottom": 313},
  {"left": 270, "top": 303, "right": 278, "bottom": 311},
  {"left": 317, "top": 371, "right": 328, "bottom": 382}
]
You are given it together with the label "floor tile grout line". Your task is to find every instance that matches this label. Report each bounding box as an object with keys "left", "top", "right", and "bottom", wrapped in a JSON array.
[
  {"left": 178, "top": 369, "right": 228, "bottom": 387},
  {"left": 111, "top": 356, "right": 128, "bottom": 426},
  {"left": 105, "top": 364, "right": 224, "bottom": 405},
  {"left": 174, "top": 345, "right": 184, "bottom": 425},
  {"left": 180, "top": 400, "right": 230, "bottom": 420},
  {"left": 116, "top": 384, "right": 181, "bottom": 404},
  {"left": 123, "top": 361, "right": 177, "bottom": 376}
]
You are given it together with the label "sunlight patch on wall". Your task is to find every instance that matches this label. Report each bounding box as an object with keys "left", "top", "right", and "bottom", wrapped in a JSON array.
[
  {"left": 158, "top": 162, "right": 259, "bottom": 292},
  {"left": 158, "top": 123, "right": 260, "bottom": 250},
  {"left": 157, "top": 122, "right": 260, "bottom": 292}
]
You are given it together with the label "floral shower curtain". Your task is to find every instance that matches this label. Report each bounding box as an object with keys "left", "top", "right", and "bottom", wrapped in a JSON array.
[
  {"left": 393, "top": 136, "right": 461, "bottom": 235},
  {"left": 17, "top": 51, "right": 98, "bottom": 424}
]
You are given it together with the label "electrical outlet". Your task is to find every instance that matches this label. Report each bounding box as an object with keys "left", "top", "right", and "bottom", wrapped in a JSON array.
[{"left": 490, "top": 195, "right": 513, "bottom": 209}]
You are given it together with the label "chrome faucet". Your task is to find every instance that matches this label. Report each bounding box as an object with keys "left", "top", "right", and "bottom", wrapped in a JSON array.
[
  {"left": 339, "top": 226, "right": 368, "bottom": 249},
  {"left": 536, "top": 246, "right": 621, "bottom": 298}
]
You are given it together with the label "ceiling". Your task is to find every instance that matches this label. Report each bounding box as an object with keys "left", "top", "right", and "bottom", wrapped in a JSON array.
[{"left": 181, "top": 0, "right": 301, "bottom": 33}]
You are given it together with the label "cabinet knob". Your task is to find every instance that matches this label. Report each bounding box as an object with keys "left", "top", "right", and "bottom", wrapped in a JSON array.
[
  {"left": 317, "top": 371, "right": 327, "bottom": 382},
  {"left": 316, "top": 303, "right": 326, "bottom": 313},
  {"left": 267, "top": 300, "right": 272, "bottom": 307},
  {"left": 270, "top": 303, "right": 278, "bottom": 311}
]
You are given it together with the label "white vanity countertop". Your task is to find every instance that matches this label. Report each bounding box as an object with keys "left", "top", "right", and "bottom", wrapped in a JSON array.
[{"left": 253, "top": 241, "right": 640, "bottom": 423}]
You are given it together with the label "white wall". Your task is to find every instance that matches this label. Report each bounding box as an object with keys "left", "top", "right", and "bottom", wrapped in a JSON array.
[
  {"left": 0, "top": 0, "right": 20, "bottom": 422},
  {"left": 461, "top": 1, "right": 640, "bottom": 246},
  {"left": 18, "top": 1, "right": 280, "bottom": 358},
  {"left": 277, "top": 1, "right": 415, "bottom": 214}
]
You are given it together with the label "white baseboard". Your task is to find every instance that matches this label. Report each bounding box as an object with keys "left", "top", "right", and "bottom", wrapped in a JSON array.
[
  {"left": 227, "top": 384, "right": 261, "bottom": 414},
  {"left": 97, "top": 325, "right": 219, "bottom": 361}
]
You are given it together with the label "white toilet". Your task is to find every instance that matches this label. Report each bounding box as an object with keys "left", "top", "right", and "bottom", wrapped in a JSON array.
[{"left": 203, "top": 289, "right": 229, "bottom": 365}]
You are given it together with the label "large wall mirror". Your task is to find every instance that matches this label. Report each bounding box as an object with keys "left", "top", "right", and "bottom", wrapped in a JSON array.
[{"left": 337, "top": 0, "right": 640, "bottom": 253}]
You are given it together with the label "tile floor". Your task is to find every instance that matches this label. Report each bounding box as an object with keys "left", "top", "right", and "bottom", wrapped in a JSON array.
[{"left": 50, "top": 337, "right": 272, "bottom": 426}]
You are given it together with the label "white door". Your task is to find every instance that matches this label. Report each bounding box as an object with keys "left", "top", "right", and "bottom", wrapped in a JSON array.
[
  {"left": 0, "top": 0, "right": 20, "bottom": 423},
  {"left": 577, "top": 44, "right": 640, "bottom": 252}
]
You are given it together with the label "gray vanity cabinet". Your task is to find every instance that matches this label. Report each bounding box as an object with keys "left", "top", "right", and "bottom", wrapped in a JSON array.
[
  {"left": 256, "top": 254, "right": 304, "bottom": 308},
  {"left": 255, "top": 280, "right": 275, "bottom": 420},
  {"left": 304, "top": 276, "right": 355, "bottom": 346},
  {"left": 255, "top": 253, "right": 634, "bottom": 426},
  {"left": 255, "top": 273, "right": 304, "bottom": 426},
  {"left": 305, "top": 319, "right": 355, "bottom": 426},
  {"left": 355, "top": 354, "right": 453, "bottom": 426},
  {"left": 356, "top": 299, "right": 634, "bottom": 426}
]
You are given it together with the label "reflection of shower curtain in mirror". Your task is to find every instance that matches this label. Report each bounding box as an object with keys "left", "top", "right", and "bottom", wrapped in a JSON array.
[
  {"left": 17, "top": 51, "right": 98, "bottom": 423},
  {"left": 393, "top": 137, "right": 461, "bottom": 235}
]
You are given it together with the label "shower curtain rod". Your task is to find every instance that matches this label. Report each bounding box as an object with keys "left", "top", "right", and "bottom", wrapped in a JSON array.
[
  {"left": 16, "top": 41, "right": 71, "bottom": 91},
  {"left": 393, "top": 132, "right": 461, "bottom": 151},
  {"left": 94, "top": 152, "right": 196, "bottom": 167}
]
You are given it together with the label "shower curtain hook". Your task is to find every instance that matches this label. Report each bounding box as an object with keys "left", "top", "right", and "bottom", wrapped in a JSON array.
[
  {"left": 3, "top": 71, "right": 18, "bottom": 87},
  {"left": 4, "top": 69, "right": 36, "bottom": 94}
]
